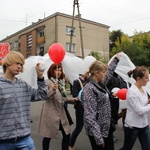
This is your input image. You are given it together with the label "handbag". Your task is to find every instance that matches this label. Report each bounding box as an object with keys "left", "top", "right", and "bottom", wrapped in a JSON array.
[{"left": 64, "top": 102, "right": 74, "bottom": 125}]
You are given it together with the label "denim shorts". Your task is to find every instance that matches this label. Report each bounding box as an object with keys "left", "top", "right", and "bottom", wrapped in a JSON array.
[{"left": 0, "top": 136, "right": 36, "bottom": 150}]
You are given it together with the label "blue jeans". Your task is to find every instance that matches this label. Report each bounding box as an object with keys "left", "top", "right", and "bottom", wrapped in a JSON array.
[
  {"left": 0, "top": 136, "right": 36, "bottom": 150},
  {"left": 69, "top": 103, "right": 84, "bottom": 147},
  {"left": 120, "top": 125, "right": 150, "bottom": 150}
]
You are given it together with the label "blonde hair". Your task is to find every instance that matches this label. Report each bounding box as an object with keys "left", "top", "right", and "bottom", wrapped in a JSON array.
[
  {"left": 89, "top": 60, "right": 107, "bottom": 76},
  {"left": 83, "top": 60, "right": 107, "bottom": 84},
  {"left": 2, "top": 51, "right": 25, "bottom": 73}
]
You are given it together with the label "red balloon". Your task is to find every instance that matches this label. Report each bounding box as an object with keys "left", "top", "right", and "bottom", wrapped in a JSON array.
[
  {"left": 48, "top": 43, "right": 65, "bottom": 64},
  {"left": 116, "top": 88, "right": 128, "bottom": 100},
  {"left": 0, "top": 59, "right": 2, "bottom": 65},
  {"left": 0, "top": 42, "right": 10, "bottom": 59}
]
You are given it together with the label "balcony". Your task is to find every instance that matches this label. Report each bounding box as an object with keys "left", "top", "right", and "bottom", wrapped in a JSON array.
[{"left": 37, "top": 36, "right": 45, "bottom": 44}]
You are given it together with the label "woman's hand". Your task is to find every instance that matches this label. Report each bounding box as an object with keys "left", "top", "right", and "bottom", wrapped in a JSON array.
[
  {"left": 52, "top": 82, "right": 58, "bottom": 91},
  {"left": 73, "top": 97, "right": 79, "bottom": 101},
  {"left": 115, "top": 52, "right": 122, "bottom": 60},
  {"left": 98, "top": 143, "right": 105, "bottom": 148}
]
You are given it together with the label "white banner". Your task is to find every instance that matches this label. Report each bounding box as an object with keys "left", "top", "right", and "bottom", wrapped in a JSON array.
[{"left": 0, "top": 52, "right": 150, "bottom": 95}]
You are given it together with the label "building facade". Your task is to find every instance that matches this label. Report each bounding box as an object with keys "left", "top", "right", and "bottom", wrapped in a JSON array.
[{"left": 0, "top": 12, "right": 110, "bottom": 60}]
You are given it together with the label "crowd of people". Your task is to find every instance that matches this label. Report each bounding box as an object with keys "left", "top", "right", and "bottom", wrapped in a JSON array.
[{"left": 0, "top": 51, "right": 150, "bottom": 150}]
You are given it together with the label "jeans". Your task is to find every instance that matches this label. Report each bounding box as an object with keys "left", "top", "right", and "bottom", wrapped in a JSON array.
[
  {"left": 69, "top": 103, "right": 84, "bottom": 147},
  {"left": 119, "top": 125, "right": 150, "bottom": 150},
  {"left": 0, "top": 136, "right": 35, "bottom": 150}
]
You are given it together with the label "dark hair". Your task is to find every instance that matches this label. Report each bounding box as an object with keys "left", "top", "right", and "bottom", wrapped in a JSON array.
[
  {"left": 47, "top": 63, "right": 64, "bottom": 79},
  {"left": 128, "top": 66, "right": 148, "bottom": 80}
]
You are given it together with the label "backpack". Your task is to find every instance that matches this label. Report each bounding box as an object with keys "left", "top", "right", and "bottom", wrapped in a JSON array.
[{"left": 78, "top": 89, "right": 83, "bottom": 101}]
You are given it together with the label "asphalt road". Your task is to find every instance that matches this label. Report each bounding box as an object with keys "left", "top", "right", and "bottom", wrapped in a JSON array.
[{"left": 30, "top": 98, "right": 146, "bottom": 150}]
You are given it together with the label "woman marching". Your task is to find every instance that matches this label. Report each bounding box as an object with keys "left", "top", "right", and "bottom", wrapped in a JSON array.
[
  {"left": 38, "top": 63, "right": 78, "bottom": 150},
  {"left": 81, "top": 53, "right": 121, "bottom": 150},
  {"left": 119, "top": 66, "right": 150, "bottom": 150}
]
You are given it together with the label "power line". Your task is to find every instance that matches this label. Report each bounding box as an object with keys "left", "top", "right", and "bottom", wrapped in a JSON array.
[{"left": 0, "top": 19, "right": 26, "bottom": 23}]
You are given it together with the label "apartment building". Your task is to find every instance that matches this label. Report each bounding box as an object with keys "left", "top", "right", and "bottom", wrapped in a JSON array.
[{"left": 0, "top": 12, "right": 110, "bottom": 60}]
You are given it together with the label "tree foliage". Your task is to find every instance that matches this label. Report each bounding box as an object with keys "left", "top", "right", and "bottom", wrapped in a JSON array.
[
  {"left": 109, "top": 30, "right": 123, "bottom": 52},
  {"left": 89, "top": 51, "right": 106, "bottom": 63},
  {"left": 110, "top": 31, "right": 150, "bottom": 66}
]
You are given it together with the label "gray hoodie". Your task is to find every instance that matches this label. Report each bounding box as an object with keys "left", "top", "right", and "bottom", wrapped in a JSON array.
[{"left": 0, "top": 77, "right": 47, "bottom": 140}]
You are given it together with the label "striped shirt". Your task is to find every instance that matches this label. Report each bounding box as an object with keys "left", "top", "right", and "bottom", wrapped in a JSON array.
[{"left": 0, "top": 77, "right": 48, "bottom": 140}]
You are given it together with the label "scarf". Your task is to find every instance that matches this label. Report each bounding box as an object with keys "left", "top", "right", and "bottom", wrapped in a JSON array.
[{"left": 51, "top": 77, "right": 67, "bottom": 103}]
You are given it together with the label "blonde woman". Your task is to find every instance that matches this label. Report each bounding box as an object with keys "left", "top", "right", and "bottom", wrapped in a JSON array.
[{"left": 81, "top": 53, "right": 120, "bottom": 150}]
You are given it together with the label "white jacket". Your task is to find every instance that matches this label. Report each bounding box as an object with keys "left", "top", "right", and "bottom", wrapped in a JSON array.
[{"left": 125, "top": 84, "right": 150, "bottom": 128}]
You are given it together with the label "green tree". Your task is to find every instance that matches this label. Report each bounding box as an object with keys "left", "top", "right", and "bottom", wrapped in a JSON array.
[
  {"left": 132, "top": 32, "right": 150, "bottom": 65},
  {"left": 89, "top": 51, "right": 107, "bottom": 63},
  {"left": 109, "top": 30, "right": 123, "bottom": 52},
  {"left": 111, "top": 32, "right": 150, "bottom": 66}
]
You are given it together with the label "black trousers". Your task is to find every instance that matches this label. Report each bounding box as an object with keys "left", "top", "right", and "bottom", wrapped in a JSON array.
[
  {"left": 88, "top": 131, "right": 114, "bottom": 150},
  {"left": 69, "top": 103, "right": 84, "bottom": 147},
  {"left": 42, "top": 122, "right": 70, "bottom": 150}
]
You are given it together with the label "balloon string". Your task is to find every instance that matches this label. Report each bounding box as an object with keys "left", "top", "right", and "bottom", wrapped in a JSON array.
[{"left": 56, "top": 64, "right": 58, "bottom": 82}]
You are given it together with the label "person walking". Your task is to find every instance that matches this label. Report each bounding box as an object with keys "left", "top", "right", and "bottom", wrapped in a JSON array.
[
  {"left": 119, "top": 66, "right": 150, "bottom": 150},
  {"left": 0, "top": 51, "right": 48, "bottom": 150},
  {"left": 81, "top": 53, "right": 121, "bottom": 150},
  {"left": 106, "top": 72, "right": 128, "bottom": 142},
  {"left": 38, "top": 63, "right": 78, "bottom": 150},
  {"left": 69, "top": 74, "right": 85, "bottom": 150}
]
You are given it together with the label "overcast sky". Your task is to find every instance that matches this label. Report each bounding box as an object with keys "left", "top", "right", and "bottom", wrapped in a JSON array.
[{"left": 0, "top": 0, "right": 150, "bottom": 40}]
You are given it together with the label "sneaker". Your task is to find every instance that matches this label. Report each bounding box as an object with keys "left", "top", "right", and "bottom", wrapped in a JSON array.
[{"left": 113, "top": 136, "right": 118, "bottom": 143}]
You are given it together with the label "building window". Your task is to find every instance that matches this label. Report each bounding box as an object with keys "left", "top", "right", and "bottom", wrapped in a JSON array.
[
  {"left": 66, "top": 42, "right": 76, "bottom": 52},
  {"left": 39, "top": 31, "right": 44, "bottom": 37},
  {"left": 66, "top": 26, "right": 75, "bottom": 35},
  {"left": 10, "top": 43, "right": 12, "bottom": 49},
  {"left": 27, "top": 34, "right": 32, "bottom": 51},
  {"left": 39, "top": 46, "right": 44, "bottom": 56},
  {"left": 14, "top": 41, "right": 18, "bottom": 48}
]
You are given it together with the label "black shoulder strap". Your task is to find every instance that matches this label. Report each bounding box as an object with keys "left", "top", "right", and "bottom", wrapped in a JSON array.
[{"left": 77, "top": 79, "right": 83, "bottom": 89}]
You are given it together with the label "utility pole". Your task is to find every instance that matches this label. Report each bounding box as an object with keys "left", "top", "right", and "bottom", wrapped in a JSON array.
[
  {"left": 25, "top": 14, "right": 27, "bottom": 27},
  {"left": 69, "top": 0, "right": 84, "bottom": 58}
]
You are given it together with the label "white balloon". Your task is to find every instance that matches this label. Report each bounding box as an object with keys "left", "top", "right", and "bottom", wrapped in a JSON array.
[
  {"left": 38, "top": 62, "right": 45, "bottom": 71},
  {"left": 111, "top": 87, "right": 120, "bottom": 94},
  {"left": 2, "top": 51, "right": 149, "bottom": 94},
  {"left": 62, "top": 53, "right": 80, "bottom": 84},
  {"left": 119, "top": 99, "right": 127, "bottom": 109},
  {"left": 83, "top": 56, "right": 96, "bottom": 72},
  {"left": 67, "top": 57, "right": 84, "bottom": 74}
]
